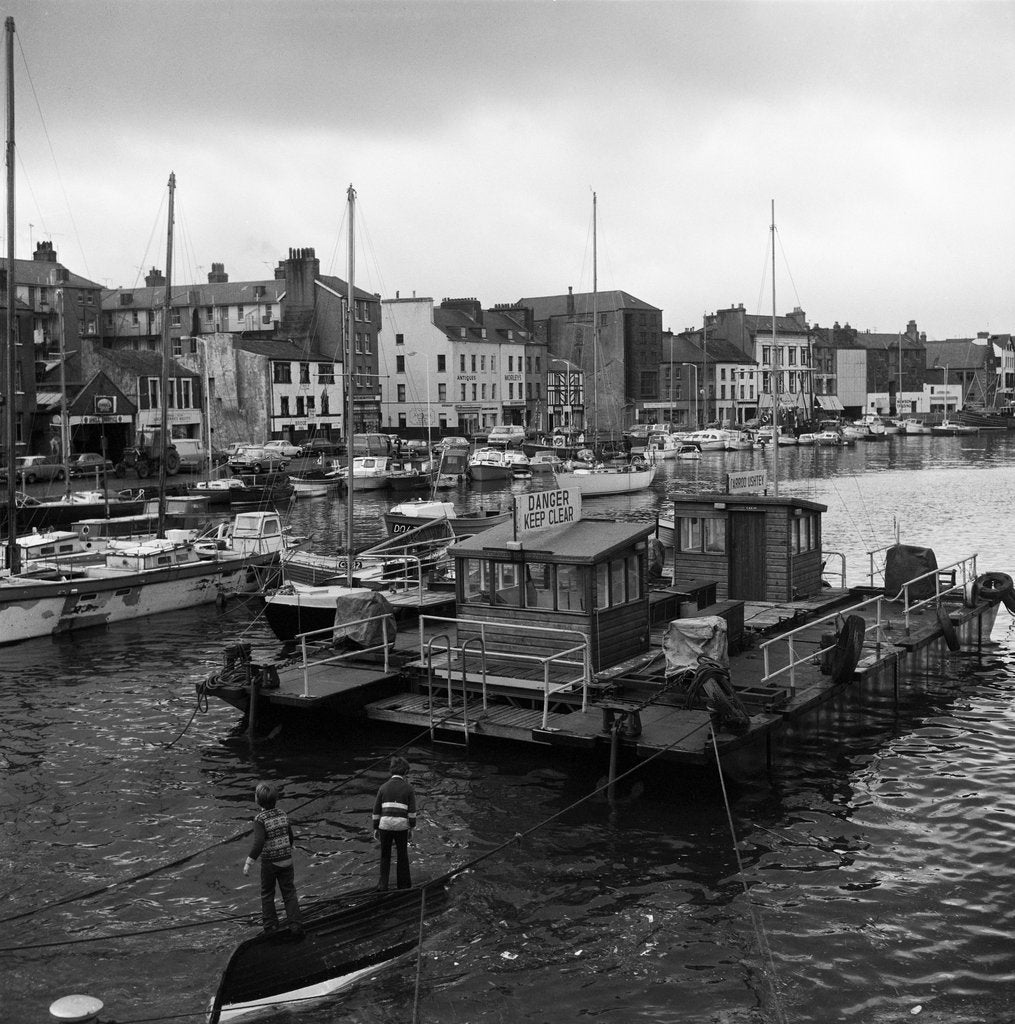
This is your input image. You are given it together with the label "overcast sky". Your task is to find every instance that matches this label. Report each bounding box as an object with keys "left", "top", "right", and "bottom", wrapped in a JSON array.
[{"left": 7, "top": 1, "right": 1014, "bottom": 340}]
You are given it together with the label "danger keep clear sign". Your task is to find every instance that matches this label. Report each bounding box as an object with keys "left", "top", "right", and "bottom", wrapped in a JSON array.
[{"left": 515, "top": 486, "right": 582, "bottom": 533}]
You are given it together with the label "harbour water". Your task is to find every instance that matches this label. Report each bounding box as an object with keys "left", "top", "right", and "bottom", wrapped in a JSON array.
[{"left": 3, "top": 433, "right": 1015, "bottom": 1023}]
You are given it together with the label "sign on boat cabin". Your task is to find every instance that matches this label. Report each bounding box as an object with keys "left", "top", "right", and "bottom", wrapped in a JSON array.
[
  {"left": 669, "top": 491, "right": 828, "bottom": 603},
  {"left": 448, "top": 512, "right": 653, "bottom": 672}
]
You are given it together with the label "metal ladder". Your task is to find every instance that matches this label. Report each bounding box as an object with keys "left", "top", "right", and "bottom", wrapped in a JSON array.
[{"left": 426, "top": 635, "right": 487, "bottom": 748}]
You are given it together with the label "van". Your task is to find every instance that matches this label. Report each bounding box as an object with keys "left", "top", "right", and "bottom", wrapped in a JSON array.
[
  {"left": 486, "top": 425, "right": 526, "bottom": 447},
  {"left": 352, "top": 433, "right": 395, "bottom": 457},
  {"left": 172, "top": 438, "right": 208, "bottom": 472}
]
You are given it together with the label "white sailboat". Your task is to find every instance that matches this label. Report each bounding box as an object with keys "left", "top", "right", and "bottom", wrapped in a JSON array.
[{"left": 555, "top": 193, "right": 656, "bottom": 497}]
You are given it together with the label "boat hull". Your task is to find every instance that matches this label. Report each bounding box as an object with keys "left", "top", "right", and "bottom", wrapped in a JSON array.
[
  {"left": 0, "top": 554, "right": 273, "bottom": 644},
  {"left": 383, "top": 508, "right": 511, "bottom": 537},
  {"left": 208, "top": 879, "right": 451, "bottom": 1024},
  {"left": 553, "top": 466, "right": 657, "bottom": 496}
]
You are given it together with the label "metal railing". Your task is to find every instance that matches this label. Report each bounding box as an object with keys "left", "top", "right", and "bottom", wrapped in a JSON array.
[
  {"left": 293, "top": 611, "right": 393, "bottom": 698},
  {"left": 761, "top": 552, "right": 977, "bottom": 695},
  {"left": 821, "top": 550, "right": 846, "bottom": 588},
  {"left": 420, "top": 614, "right": 591, "bottom": 729}
]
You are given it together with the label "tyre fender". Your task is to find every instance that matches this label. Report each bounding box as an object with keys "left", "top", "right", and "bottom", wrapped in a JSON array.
[
  {"left": 697, "top": 665, "right": 751, "bottom": 735},
  {"left": 972, "top": 572, "right": 1015, "bottom": 613},
  {"left": 936, "top": 607, "right": 960, "bottom": 651},
  {"left": 831, "top": 615, "right": 866, "bottom": 685}
]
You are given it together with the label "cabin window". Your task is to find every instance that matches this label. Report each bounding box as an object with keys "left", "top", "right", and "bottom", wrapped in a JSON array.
[
  {"left": 493, "top": 562, "right": 522, "bottom": 606},
  {"left": 463, "top": 558, "right": 490, "bottom": 601},
  {"left": 677, "top": 516, "right": 726, "bottom": 554},
  {"left": 791, "top": 513, "right": 819, "bottom": 553},
  {"left": 556, "top": 563, "right": 584, "bottom": 611},
  {"left": 523, "top": 562, "right": 555, "bottom": 609},
  {"left": 594, "top": 554, "right": 641, "bottom": 608}
]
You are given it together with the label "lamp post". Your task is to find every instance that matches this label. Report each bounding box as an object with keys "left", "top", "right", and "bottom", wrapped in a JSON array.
[{"left": 681, "top": 362, "right": 699, "bottom": 427}]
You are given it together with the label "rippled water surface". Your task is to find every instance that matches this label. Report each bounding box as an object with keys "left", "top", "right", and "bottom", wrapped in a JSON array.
[{"left": 4, "top": 434, "right": 1015, "bottom": 1023}]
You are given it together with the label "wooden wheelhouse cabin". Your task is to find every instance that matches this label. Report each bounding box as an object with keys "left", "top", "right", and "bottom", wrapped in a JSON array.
[
  {"left": 449, "top": 517, "right": 655, "bottom": 672},
  {"left": 669, "top": 491, "right": 828, "bottom": 603}
]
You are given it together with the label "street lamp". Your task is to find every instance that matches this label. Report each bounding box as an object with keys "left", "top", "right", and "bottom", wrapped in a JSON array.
[{"left": 681, "top": 362, "right": 699, "bottom": 427}]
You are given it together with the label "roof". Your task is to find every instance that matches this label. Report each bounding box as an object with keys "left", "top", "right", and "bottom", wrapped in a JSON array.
[
  {"left": 450, "top": 517, "right": 653, "bottom": 563},
  {"left": 515, "top": 290, "right": 660, "bottom": 320},
  {"left": 236, "top": 338, "right": 336, "bottom": 361},
  {"left": 0, "top": 256, "right": 102, "bottom": 291},
  {"left": 923, "top": 338, "right": 991, "bottom": 369},
  {"left": 92, "top": 347, "right": 197, "bottom": 378},
  {"left": 101, "top": 278, "right": 285, "bottom": 312},
  {"left": 698, "top": 336, "right": 757, "bottom": 364}
]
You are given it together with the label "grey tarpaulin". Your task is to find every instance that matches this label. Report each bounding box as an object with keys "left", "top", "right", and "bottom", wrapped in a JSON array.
[
  {"left": 662, "top": 616, "right": 729, "bottom": 679},
  {"left": 332, "top": 589, "right": 397, "bottom": 648}
]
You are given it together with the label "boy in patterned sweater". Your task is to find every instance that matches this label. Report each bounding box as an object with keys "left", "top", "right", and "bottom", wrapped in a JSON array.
[{"left": 243, "top": 782, "right": 303, "bottom": 936}]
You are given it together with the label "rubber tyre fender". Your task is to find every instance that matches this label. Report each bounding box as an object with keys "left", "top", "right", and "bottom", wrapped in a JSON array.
[
  {"left": 936, "top": 607, "right": 960, "bottom": 651},
  {"left": 973, "top": 572, "right": 1015, "bottom": 613},
  {"left": 831, "top": 614, "right": 866, "bottom": 686},
  {"left": 165, "top": 448, "right": 181, "bottom": 475},
  {"left": 697, "top": 666, "right": 751, "bottom": 734}
]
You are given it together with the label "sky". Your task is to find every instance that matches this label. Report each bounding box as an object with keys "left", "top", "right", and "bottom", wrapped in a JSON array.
[{"left": 7, "top": 0, "right": 1015, "bottom": 340}]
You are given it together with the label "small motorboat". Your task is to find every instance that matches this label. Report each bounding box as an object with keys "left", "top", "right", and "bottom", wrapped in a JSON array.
[
  {"left": 208, "top": 878, "right": 451, "bottom": 1023},
  {"left": 675, "top": 443, "right": 701, "bottom": 460}
]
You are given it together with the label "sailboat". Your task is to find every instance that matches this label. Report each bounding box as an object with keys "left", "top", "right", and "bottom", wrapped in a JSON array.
[
  {"left": 0, "top": 151, "right": 295, "bottom": 641},
  {"left": 554, "top": 193, "right": 656, "bottom": 497}
]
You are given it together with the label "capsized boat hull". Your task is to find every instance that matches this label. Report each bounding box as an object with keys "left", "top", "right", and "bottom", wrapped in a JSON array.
[{"left": 208, "top": 878, "right": 451, "bottom": 1024}]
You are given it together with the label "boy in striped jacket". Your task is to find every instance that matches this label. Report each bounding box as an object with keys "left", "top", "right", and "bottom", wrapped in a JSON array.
[{"left": 372, "top": 757, "right": 417, "bottom": 890}]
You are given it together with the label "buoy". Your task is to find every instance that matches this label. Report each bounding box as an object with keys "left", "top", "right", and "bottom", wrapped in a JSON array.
[{"left": 49, "top": 994, "right": 104, "bottom": 1022}]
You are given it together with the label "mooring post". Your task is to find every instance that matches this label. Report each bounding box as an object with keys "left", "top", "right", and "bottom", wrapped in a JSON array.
[
  {"left": 607, "top": 720, "right": 620, "bottom": 803},
  {"left": 247, "top": 661, "right": 257, "bottom": 745}
]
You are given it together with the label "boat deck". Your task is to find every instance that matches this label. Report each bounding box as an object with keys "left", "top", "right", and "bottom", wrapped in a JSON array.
[{"left": 209, "top": 579, "right": 995, "bottom": 770}]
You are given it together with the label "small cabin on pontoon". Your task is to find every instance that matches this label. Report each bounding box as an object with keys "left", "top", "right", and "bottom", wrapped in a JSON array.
[
  {"left": 668, "top": 491, "right": 828, "bottom": 603},
  {"left": 449, "top": 516, "right": 655, "bottom": 672}
]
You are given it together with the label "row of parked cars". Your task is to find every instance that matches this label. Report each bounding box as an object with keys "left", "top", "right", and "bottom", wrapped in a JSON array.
[{"left": 1, "top": 453, "right": 115, "bottom": 484}]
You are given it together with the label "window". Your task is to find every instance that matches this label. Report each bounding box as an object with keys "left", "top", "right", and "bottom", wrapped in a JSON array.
[
  {"left": 762, "top": 346, "right": 771, "bottom": 366},
  {"left": 677, "top": 515, "right": 726, "bottom": 554},
  {"left": 509, "top": 383, "right": 514, "bottom": 400},
  {"left": 265, "top": 304, "right": 273, "bottom": 320},
  {"left": 536, "top": 383, "right": 541, "bottom": 399},
  {"left": 237, "top": 305, "right": 244, "bottom": 322},
  {"left": 792, "top": 513, "right": 819, "bottom": 553},
  {"left": 320, "top": 392, "right": 329, "bottom": 415},
  {"left": 396, "top": 355, "right": 406, "bottom": 373},
  {"left": 296, "top": 396, "right": 305, "bottom": 416},
  {"left": 471, "top": 384, "right": 477, "bottom": 401},
  {"left": 172, "top": 338, "right": 182, "bottom": 356},
  {"left": 508, "top": 356, "right": 513, "bottom": 371},
  {"left": 318, "top": 363, "right": 335, "bottom": 384},
  {"left": 463, "top": 558, "right": 490, "bottom": 602},
  {"left": 492, "top": 384, "right": 496, "bottom": 399},
  {"left": 460, "top": 384, "right": 466, "bottom": 402},
  {"left": 299, "top": 363, "right": 310, "bottom": 384},
  {"left": 788, "top": 349, "right": 797, "bottom": 366},
  {"left": 526, "top": 357, "right": 532, "bottom": 373},
  {"left": 594, "top": 554, "right": 642, "bottom": 609},
  {"left": 524, "top": 563, "right": 555, "bottom": 609},
  {"left": 471, "top": 355, "right": 477, "bottom": 372},
  {"left": 171, "top": 310, "right": 181, "bottom": 328},
  {"left": 437, "top": 354, "right": 446, "bottom": 372},
  {"left": 494, "top": 562, "right": 522, "bottom": 605},
  {"left": 397, "top": 384, "right": 406, "bottom": 402},
  {"left": 556, "top": 563, "right": 584, "bottom": 611},
  {"left": 205, "top": 306, "right": 213, "bottom": 322},
  {"left": 274, "top": 362, "right": 292, "bottom": 384},
  {"left": 480, "top": 355, "right": 486, "bottom": 371},
  {"left": 535, "top": 357, "right": 541, "bottom": 373},
  {"left": 398, "top": 413, "right": 406, "bottom": 428},
  {"left": 481, "top": 384, "right": 487, "bottom": 400},
  {"left": 132, "top": 310, "right": 139, "bottom": 326},
  {"left": 526, "top": 382, "right": 532, "bottom": 400},
  {"left": 438, "top": 383, "right": 446, "bottom": 402},
  {"left": 460, "top": 354, "right": 466, "bottom": 372},
  {"left": 306, "top": 396, "right": 315, "bottom": 415},
  {"left": 396, "top": 333, "right": 404, "bottom": 345}
]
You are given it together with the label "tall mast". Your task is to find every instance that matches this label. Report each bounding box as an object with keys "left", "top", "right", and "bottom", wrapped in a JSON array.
[
  {"left": 591, "top": 191, "right": 598, "bottom": 440},
  {"left": 57, "top": 288, "right": 69, "bottom": 499},
  {"left": 3, "top": 16, "right": 16, "bottom": 573},
  {"left": 156, "top": 172, "right": 175, "bottom": 539},
  {"left": 771, "top": 199, "right": 779, "bottom": 497},
  {"left": 345, "top": 184, "right": 356, "bottom": 586}
]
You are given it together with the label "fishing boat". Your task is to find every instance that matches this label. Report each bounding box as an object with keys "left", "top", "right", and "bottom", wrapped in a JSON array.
[
  {"left": 383, "top": 499, "right": 511, "bottom": 537},
  {"left": 0, "top": 510, "right": 294, "bottom": 644},
  {"left": 207, "top": 878, "right": 451, "bottom": 1024},
  {"left": 352, "top": 456, "right": 393, "bottom": 491},
  {"left": 467, "top": 447, "right": 513, "bottom": 481},
  {"left": 553, "top": 462, "right": 657, "bottom": 496},
  {"left": 900, "top": 418, "right": 931, "bottom": 435}
]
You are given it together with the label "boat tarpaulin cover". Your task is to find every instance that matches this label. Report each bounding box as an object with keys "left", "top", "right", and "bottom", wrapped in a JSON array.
[
  {"left": 884, "top": 544, "right": 938, "bottom": 602},
  {"left": 332, "top": 590, "right": 396, "bottom": 647},
  {"left": 662, "top": 616, "right": 729, "bottom": 678}
]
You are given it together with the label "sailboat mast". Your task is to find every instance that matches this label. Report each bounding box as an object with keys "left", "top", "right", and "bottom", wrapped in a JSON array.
[
  {"left": 57, "top": 288, "right": 70, "bottom": 499},
  {"left": 591, "top": 191, "right": 598, "bottom": 441},
  {"left": 345, "top": 184, "right": 356, "bottom": 586},
  {"left": 156, "top": 171, "right": 175, "bottom": 539},
  {"left": 771, "top": 198, "right": 779, "bottom": 498},
  {"left": 3, "top": 16, "right": 16, "bottom": 574}
]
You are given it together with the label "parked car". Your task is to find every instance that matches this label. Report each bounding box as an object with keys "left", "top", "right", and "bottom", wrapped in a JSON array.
[
  {"left": 68, "top": 453, "right": 114, "bottom": 478},
  {"left": 171, "top": 438, "right": 209, "bottom": 473},
  {"left": 300, "top": 438, "right": 345, "bottom": 458},
  {"left": 434, "top": 436, "right": 470, "bottom": 452},
  {"left": 485, "top": 425, "right": 527, "bottom": 447},
  {"left": 263, "top": 439, "right": 304, "bottom": 458},
  {"left": 227, "top": 445, "right": 290, "bottom": 474},
  {"left": 15, "top": 455, "right": 66, "bottom": 484}
]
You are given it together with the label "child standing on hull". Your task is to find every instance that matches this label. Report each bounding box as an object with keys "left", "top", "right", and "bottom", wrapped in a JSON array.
[
  {"left": 243, "top": 782, "right": 303, "bottom": 936},
  {"left": 372, "top": 757, "right": 417, "bottom": 890}
]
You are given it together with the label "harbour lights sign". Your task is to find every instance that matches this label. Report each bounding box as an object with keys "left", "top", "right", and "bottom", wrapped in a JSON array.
[{"left": 515, "top": 486, "right": 581, "bottom": 533}]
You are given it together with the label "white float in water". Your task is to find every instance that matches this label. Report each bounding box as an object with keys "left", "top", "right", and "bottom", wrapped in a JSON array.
[{"left": 49, "top": 994, "right": 104, "bottom": 1022}]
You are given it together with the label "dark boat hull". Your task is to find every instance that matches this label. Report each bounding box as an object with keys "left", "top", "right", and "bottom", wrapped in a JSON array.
[{"left": 208, "top": 878, "right": 451, "bottom": 1022}]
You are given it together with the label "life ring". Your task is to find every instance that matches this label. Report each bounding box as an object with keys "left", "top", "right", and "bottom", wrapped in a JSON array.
[
  {"left": 936, "top": 607, "right": 960, "bottom": 651},
  {"left": 831, "top": 614, "right": 866, "bottom": 686},
  {"left": 972, "top": 572, "right": 1015, "bottom": 613}
]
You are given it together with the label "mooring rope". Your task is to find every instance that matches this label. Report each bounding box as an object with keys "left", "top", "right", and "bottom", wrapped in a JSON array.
[{"left": 709, "top": 729, "right": 789, "bottom": 1024}]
